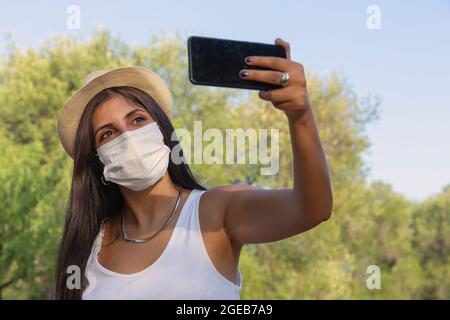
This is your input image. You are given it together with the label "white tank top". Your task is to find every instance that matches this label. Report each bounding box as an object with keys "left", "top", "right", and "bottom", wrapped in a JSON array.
[{"left": 82, "top": 189, "right": 242, "bottom": 300}]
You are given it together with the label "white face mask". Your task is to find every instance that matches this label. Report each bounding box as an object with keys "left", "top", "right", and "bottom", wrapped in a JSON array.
[{"left": 96, "top": 122, "right": 171, "bottom": 191}]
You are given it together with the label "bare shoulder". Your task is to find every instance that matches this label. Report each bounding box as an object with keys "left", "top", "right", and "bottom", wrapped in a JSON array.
[{"left": 199, "top": 184, "right": 258, "bottom": 227}]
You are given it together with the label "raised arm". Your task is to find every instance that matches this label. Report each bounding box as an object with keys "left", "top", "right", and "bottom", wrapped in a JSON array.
[{"left": 211, "top": 38, "right": 333, "bottom": 245}]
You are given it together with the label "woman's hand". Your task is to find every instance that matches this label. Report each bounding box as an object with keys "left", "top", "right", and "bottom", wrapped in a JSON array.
[{"left": 239, "top": 38, "right": 311, "bottom": 122}]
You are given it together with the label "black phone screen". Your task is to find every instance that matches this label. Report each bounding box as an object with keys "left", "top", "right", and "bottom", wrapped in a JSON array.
[{"left": 188, "top": 36, "right": 287, "bottom": 91}]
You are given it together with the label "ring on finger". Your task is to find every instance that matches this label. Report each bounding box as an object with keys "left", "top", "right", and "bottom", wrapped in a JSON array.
[{"left": 280, "top": 72, "right": 289, "bottom": 87}]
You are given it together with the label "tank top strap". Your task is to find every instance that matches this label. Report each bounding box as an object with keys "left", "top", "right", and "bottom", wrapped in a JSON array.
[
  {"left": 179, "top": 189, "right": 206, "bottom": 228},
  {"left": 90, "top": 220, "right": 107, "bottom": 260}
]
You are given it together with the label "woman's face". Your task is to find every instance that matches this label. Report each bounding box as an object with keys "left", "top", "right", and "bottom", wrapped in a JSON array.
[{"left": 92, "top": 94, "right": 155, "bottom": 149}]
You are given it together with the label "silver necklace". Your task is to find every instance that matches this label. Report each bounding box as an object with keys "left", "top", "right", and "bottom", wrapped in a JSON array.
[{"left": 120, "top": 190, "right": 182, "bottom": 244}]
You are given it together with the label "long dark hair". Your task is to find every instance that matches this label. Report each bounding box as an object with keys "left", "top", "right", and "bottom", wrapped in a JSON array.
[{"left": 53, "top": 86, "right": 205, "bottom": 299}]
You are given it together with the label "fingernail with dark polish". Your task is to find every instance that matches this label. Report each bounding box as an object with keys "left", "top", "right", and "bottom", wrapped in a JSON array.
[
  {"left": 239, "top": 70, "right": 248, "bottom": 78},
  {"left": 245, "top": 57, "right": 253, "bottom": 64}
]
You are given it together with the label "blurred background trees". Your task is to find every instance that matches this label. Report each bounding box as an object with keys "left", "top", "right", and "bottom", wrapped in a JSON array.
[{"left": 0, "top": 30, "right": 448, "bottom": 299}]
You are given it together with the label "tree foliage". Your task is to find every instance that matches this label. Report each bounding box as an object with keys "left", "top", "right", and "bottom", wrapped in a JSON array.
[{"left": 0, "top": 30, "right": 447, "bottom": 299}]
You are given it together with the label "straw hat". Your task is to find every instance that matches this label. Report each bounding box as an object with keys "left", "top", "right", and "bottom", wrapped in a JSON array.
[{"left": 57, "top": 66, "right": 173, "bottom": 159}]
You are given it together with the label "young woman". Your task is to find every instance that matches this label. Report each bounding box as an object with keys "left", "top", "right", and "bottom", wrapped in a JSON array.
[{"left": 54, "top": 38, "right": 333, "bottom": 299}]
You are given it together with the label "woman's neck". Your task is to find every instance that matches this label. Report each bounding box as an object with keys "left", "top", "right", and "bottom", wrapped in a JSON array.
[{"left": 119, "top": 173, "right": 182, "bottom": 234}]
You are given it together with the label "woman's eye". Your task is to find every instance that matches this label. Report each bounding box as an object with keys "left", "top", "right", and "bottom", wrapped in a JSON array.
[
  {"left": 132, "top": 116, "right": 145, "bottom": 125},
  {"left": 100, "top": 130, "right": 113, "bottom": 141},
  {"left": 98, "top": 117, "right": 146, "bottom": 142}
]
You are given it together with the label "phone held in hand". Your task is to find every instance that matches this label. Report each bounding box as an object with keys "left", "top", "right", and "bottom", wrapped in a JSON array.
[{"left": 188, "top": 36, "right": 287, "bottom": 91}]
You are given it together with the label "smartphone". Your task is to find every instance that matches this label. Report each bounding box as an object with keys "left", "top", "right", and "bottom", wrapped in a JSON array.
[{"left": 188, "top": 36, "right": 287, "bottom": 91}]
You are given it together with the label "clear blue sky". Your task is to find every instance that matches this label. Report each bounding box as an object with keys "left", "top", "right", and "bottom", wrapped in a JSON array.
[{"left": 1, "top": 0, "right": 449, "bottom": 200}]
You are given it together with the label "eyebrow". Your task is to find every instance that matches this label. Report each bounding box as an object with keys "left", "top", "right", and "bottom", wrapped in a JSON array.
[{"left": 94, "top": 107, "right": 147, "bottom": 138}]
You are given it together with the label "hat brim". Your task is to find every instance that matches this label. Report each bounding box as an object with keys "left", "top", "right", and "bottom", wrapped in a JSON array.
[{"left": 57, "top": 66, "right": 173, "bottom": 159}]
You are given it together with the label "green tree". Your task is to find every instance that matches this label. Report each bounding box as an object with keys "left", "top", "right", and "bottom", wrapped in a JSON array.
[
  {"left": 412, "top": 185, "right": 450, "bottom": 299},
  {"left": 0, "top": 125, "right": 69, "bottom": 298}
]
